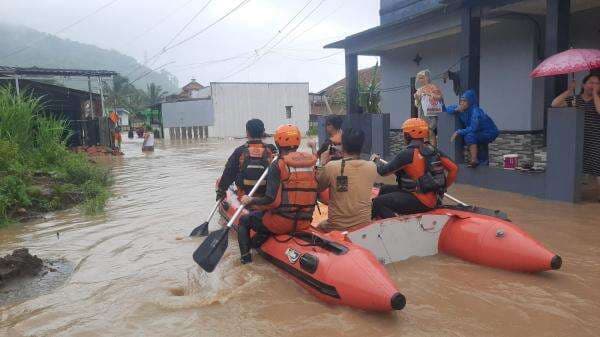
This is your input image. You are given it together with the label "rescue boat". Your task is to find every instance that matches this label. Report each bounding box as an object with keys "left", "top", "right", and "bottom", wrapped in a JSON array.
[
  {"left": 219, "top": 188, "right": 405, "bottom": 312},
  {"left": 220, "top": 187, "right": 561, "bottom": 274}
]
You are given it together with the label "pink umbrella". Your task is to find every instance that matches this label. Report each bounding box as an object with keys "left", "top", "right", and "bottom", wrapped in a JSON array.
[{"left": 530, "top": 48, "right": 600, "bottom": 77}]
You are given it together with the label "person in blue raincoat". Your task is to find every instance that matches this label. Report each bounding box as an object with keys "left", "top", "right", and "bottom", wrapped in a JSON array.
[{"left": 446, "top": 89, "right": 499, "bottom": 167}]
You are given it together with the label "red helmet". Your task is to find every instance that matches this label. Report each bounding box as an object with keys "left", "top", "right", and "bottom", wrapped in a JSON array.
[
  {"left": 275, "top": 124, "right": 301, "bottom": 148},
  {"left": 402, "top": 118, "right": 429, "bottom": 139}
]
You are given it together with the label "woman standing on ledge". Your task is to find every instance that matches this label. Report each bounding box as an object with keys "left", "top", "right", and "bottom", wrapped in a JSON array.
[{"left": 552, "top": 73, "right": 600, "bottom": 201}]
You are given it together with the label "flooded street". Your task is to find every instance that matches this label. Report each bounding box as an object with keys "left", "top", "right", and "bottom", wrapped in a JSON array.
[{"left": 1, "top": 137, "right": 600, "bottom": 337}]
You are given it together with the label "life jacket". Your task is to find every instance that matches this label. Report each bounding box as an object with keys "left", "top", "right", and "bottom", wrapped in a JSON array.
[
  {"left": 328, "top": 133, "right": 343, "bottom": 161},
  {"left": 397, "top": 144, "right": 447, "bottom": 198},
  {"left": 236, "top": 142, "right": 273, "bottom": 195},
  {"left": 262, "top": 152, "right": 318, "bottom": 234}
]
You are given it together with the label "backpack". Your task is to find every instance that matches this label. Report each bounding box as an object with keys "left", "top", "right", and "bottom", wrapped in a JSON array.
[
  {"left": 237, "top": 144, "right": 272, "bottom": 194},
  {"left": 416, "top": 144, "right": 447, "bottom": 194}
]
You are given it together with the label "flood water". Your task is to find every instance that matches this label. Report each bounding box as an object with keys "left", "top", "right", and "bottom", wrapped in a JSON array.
[{"left": 1, "top": 136, "right": 600, "bottom": 337}]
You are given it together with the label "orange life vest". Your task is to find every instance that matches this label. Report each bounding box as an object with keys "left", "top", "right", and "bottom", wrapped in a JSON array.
[
  {"left": 396, "top": 144, "right": 447, "bottom": 208},
  {"left": 262, "top": 152, "right": 318, "bottom": 234}
]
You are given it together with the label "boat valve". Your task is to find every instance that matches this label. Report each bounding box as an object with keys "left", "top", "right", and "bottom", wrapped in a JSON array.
[{"left": 495, "top": 229, "right": 505, "bottom": 238}]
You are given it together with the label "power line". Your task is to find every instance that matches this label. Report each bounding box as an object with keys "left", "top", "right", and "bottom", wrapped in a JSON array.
[
  {"left": 129, "top": 61, "right": 176, "bottom": 85},
  {"left": 285, "top": 0, "right": 345, "bottom": 45},
  {"left": 220, "top": 0, "right": 327, "bottom": 80},
  {"left": 126, "top": 0, "right": 196, "bottom": 45},
  {"left": 128, "top": 0, "right": 251, "bottom": 77},
  {"left": 268, "top": 0, "right": 328, "bottom": 52},
  {"left": 167, "top": 0, "right": 252, "bottom": 51},
  {"left": 271, "top": 50, "right": 342, "bottom": 62},
  {"left": 163, "top": 0, "right": 214, "bottom": 52},
  {"left": 0, "top": 0, "right": 122, "bottom": 61},
  {"left": 375, "top": 56, "right": 466, "bottom": 93},
  {"left": 254, "top": 0, "right": 315, "bottom": 52},
  {"left": 127, "top": 0, "right": 215, "bottom": 76}
]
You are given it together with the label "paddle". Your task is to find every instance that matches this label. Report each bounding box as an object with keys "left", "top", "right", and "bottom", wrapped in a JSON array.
[
  {"left": 193, "top": 155, "right": 279, "bottom": 272},
  {"left": 189, "top": 199, "right": 222, "bottom": 237},
  {"left": 376, "top": 158, "right": 468, "bottom": 206}
]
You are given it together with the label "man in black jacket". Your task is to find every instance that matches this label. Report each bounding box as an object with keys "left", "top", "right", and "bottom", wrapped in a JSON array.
[{"left": 216, "top": 119, "right": 276, "bottom": 200}]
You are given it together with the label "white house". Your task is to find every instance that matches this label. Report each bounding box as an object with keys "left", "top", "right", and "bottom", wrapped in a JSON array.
[{"left": 208, "top": 82, "right": 310, "bottom": 138}]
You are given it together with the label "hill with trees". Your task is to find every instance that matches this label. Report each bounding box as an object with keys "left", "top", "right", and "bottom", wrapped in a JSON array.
[{"left": 0, "top": 23, "right": 179, "bottom": 93}]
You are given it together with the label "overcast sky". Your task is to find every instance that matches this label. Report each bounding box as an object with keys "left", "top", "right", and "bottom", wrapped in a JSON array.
[{"left": 1, "top": 0, "right": 381, "bottom": 91}]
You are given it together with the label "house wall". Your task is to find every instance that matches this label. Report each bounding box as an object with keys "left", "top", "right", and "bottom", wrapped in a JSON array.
[
  {"left": 381, "top": 18, "right": 538, "bottom": 130},
  {"left": 209, "top": 82, "right": 310, "bottom": 138},
  {"left": 161, "top": 99, "right": 214, "bottom": 128}
]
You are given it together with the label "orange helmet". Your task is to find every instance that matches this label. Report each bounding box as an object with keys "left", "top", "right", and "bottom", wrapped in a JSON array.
[
  {"left": 402, "top": 118, "right": 429, "bottom": 139},
  {"left": 275, "top": 124, "right": 301, "bottom": 148}
]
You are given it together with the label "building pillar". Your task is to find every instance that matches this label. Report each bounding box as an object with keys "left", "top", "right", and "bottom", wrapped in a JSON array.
[
  {"left": 175, "top": 127, "right": 181, "bottom": 139},
  {"left": 544, "top": 0, "right": 570, "bottom": 127},
  {"left": 345, "top": 52, "right": 359, "bottom": 115},
  {"left": 460, "top": 6, "right": 481, "bottom": 95},
  {"left": 410, "top": 77, "right": 418, "bottom": 118},
  {"left": 545, "top": 107, "right": 582, "bottom": 202}
]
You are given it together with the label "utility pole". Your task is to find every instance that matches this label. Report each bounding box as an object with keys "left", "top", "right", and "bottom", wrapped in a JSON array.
[
  {"left": 87, "top": 76, "right": 94, "bottom": 117},
  {"left": 98, "top": 77, "right": 106, "bottom": 117}
]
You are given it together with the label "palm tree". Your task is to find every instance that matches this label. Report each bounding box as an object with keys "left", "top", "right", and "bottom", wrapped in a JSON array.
[
  {"left": 145, "top": 83, "right": 167, "bottom": 106},
  {"left": 104, "top": 74, "right": 135, "bottom": 111}
]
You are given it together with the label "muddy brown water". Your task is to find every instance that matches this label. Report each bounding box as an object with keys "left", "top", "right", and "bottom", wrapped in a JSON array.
[{"left": 1, "top": 137, "right": 599, "bottom": 337}]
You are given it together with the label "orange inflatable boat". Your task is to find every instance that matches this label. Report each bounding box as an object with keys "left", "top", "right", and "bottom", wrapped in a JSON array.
[
  {"left": 219, "top": 188, "right": 405, "bottom": 312},
  {"left": 221, "top": 187, "right": 561, "bottom": 274}
]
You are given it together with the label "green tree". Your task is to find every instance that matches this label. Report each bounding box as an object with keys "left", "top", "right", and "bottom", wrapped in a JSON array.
[
  {"left": 358, "top": 63, "right": 381, "bottom": 113},
  {"left": 335, "top": 63, "right": 381, "bottom": 113},
  {"left": 104, "top": 74, "right": 134, "bottom": 110},
  {"left": 145, "top": 83, "right": 167, "bottom": 106}
]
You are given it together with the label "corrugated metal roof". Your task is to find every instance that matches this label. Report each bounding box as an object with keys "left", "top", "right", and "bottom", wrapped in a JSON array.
[{"left": 0, "top": 66, "right": 117, "bottom": 77}]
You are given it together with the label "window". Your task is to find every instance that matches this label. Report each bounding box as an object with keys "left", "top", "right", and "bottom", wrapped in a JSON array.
[{"left": 285, "top": 105, "right": 293, "bottom": 119}]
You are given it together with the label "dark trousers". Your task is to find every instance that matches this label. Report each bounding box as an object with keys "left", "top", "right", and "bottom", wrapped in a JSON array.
[
  {"left": 372, "top": 185, "right": 431, "bottom": 219},
  {"left": 238, "top": 211, "right": 272, "bottom": 259}
]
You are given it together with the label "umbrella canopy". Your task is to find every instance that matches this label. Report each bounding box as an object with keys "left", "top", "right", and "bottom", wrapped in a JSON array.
[{"left": 530, "top": 48, "right": 600, "bottom": 78}]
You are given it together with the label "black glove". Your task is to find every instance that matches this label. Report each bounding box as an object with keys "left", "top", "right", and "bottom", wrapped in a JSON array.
[{"left": 216, "top": 189, "right": 226, "bottom": 201}]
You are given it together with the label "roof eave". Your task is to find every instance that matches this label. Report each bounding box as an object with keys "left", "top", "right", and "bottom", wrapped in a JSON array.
[{"left": 324, "top": 39, "right": 346, "bottom": 49}]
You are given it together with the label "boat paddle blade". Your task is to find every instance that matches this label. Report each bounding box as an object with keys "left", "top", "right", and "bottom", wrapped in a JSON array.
[
  {"left": 189, "top": 221, "right": 209, "bottom": 237},
  {"left": 193, "top": 228, "right": 230, "bottom": 272}
]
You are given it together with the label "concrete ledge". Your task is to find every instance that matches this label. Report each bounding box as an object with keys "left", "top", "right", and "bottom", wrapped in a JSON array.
[{"left": 456, "top": 165, "right": 546, "bottom": 198}]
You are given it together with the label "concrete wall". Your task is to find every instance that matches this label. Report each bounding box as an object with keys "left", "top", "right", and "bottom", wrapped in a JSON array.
[
  {"left": 161, "top": 99, "right": 214, "bottom": 128},
  {"left": 209, "top": 82, "right": 310, "bottom": 138},
  {"left": 381, "top": 18, "right": 538, "bottom": 130}
]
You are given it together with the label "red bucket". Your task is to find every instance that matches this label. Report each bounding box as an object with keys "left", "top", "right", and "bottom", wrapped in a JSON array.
[{"left": 503, "top": 154, "right": 518, "bottom": 169}]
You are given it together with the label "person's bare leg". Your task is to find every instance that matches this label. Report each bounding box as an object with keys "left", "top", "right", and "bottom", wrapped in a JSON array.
[
  {"left": 469, "top": 144, "right": 478, "bottom": 164},
  {"left": 430, "top": 133, "right": 437, "bottom": 147}
]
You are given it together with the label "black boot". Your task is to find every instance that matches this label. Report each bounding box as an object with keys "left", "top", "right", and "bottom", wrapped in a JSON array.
[
  {"left": 238, "top": 224, "right": 252, "bottom": 264},
  {"left": 251, "top": 232, "right": 270, "bottom": 249}
]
